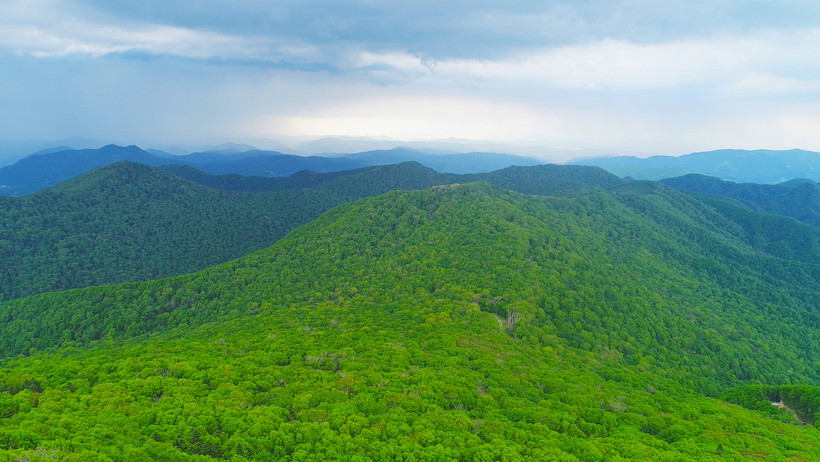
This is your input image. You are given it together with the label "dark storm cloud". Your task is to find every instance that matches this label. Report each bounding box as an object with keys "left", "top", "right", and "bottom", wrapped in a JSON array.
[{"left": 63, "top": 0, "right": 820, "bottom": 60}]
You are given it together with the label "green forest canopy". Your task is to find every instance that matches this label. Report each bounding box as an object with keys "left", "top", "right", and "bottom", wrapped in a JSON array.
[
  {"left": 1, "top": 182, "right": 818, "bottom": 460},
  {"left": 0, "top": 161, "right": 620, "bottom": 301}
]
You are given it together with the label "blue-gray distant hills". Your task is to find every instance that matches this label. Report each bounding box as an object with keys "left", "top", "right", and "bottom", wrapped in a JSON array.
[
  {"left": 571, "top": 149, "right": 820, "bottom": 183},
  {"left": 342, "top": 147, "right": 543, "bottom": 174},
  {"left": 0, "top": 145, "right": 543, "bottom": 196},
  {"left": 0, "top": 145, "right": 168, "bottom": 196}
]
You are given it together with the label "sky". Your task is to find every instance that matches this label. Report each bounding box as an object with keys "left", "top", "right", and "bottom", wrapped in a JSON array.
[{"left": 2, "top": 0, "right": 820, "bottom": 161}]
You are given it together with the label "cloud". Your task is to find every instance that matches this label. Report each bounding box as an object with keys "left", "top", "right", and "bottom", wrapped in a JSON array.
[
  {"left": 6, "top": 0, "right": 820, "bottom": 97},
  {"left": 3, "top": 0, "right": 820, "bottom": 157},
  {"left": 252, "top": 94, "right": 555, "bottom": 141},
  {"left": 0, "top": 1, "right": 280, "bottom": 61},
  {"left": 7, "top": 1, "right": 820, "bottom": 61},
  {"left": 347, "top": 28, "right": 820, "bottom": 100}
]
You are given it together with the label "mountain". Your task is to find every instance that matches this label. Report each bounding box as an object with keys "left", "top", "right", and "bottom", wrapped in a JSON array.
[
  {"left": 286, "top": 135, "right": 585, "bottom": 159},
  {"left": 0, "top": 162, "right": 619, "bottom": 300},
  {"left": 157, "top": 163, "right": 367, "bottom": 192},
  {"left": 1, "top": 145, "right": 546, "bottom": 196},
  {"left": 343, "top": 147, "right": 543, "bottom": 174},
  {"left": 185, "top": 151, "right": 369, "bottom": 176},
  {"left": 0, "top": 146, "right": 372, "bottom": 196},
  {"left": 0, "top": 183, "right": 818, "bottom": 460},
  {"left": 661, "top": 174, "right": 820, "bottom": 228},
  {"left": 572, "top": 148, "right": 820, "bottom": 183},
  {"left": 0, "top": 145, "right": 169, "bottom": 196},
  {"left": 199, "top": 142, "right": 261, "bottom": 154},
  {"left": 0, "top": 162, "right": 351, "bottom": 301},
  {"left": 0, "top": 137, "right": 113, "bottom": 168},
  {"left": 162, "top": 161, "right": 621, "bottom": 196}
]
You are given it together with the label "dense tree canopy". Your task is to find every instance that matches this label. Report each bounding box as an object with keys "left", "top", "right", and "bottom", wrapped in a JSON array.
[
  {"left": 1, "top": 182, "right": 818, "bottom": 460},
  {"left": 0, "top": 161, "right": 620, "bottom": 301},
  {"left": 0, "top": 162, "right": 340, "bottom": 300},
  {"left": 662, "top": 173, "right": 820, "bottom": 228}
]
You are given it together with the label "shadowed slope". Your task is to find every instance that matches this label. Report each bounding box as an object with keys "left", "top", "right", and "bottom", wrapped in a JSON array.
[{"left": 662, "top": 173, "right": 820, "bottom": 228}]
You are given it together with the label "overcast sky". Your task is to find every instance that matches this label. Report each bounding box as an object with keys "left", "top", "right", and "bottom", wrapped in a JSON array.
[{"left": 2, "top": 0, "right": 820, "bottom": 160}]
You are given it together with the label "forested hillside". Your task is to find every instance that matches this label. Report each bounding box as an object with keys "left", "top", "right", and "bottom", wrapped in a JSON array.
[
  {"left": 662, "top": 173, "right": 820, "bottom": 228},
  {"left": 0, "top": 162, "right": 342, "bottom": 300},
  {"left": 162, "top": 161, "right": 622, "bottom": 196},
  {"left": 1, "top": 183, "right": 818, "bottom": 460},
  {"left": 0, "top": 162, "right": 619, "bottom": 300}
]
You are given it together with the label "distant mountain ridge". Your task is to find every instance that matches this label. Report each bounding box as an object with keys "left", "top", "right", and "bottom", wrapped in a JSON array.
[
  {"left": 161, "top": 161, "right": 621, "bottom": 196},
  {"left": 661, "top": 173, "right": 820, "bottom": 228},
  {"left": 0, "top": 161, "right": 348, "bottom": 300},
  {"left": 344, "top": 147, "right": 543, "bottom": 174},
  {"left": 0, "top": 145, "right": 168, "bottom": 195},
  {"left": 0, "top": 145, "right": 544, "bottom": 196},
  {"left": 572, "top": 148, "right": 820, "bottom": 183}
]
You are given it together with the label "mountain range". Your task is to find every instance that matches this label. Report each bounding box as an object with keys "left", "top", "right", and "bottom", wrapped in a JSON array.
[
  {"left": 0, "top": 153, "right": 819, "bottom": 460},
  {"left": 661, "top": 174, "right": 820, "bottom": 228},
  {"left": 0, "top": 161, "right": 619, "bottom": 301},
  {"left": 572, "top": 148, "right": 820, "bottom": 183},
  {"left": 0, "top": 145, "right": 543, "bottom": 197}
]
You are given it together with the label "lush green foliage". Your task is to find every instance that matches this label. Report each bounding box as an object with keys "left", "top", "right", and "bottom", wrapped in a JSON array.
[
  {"left": 575, "top": 148, "right": 820, "bottom": 183},
  {"left": 3, "top": 183, "right": 819, "bottom": 388},
  {"left": 0, "top": 161, "right": 618, "bottom": 301},
  {"left": 0, "top": 183, "right": 818, "bottom": 460},
  {"left": 721, "top": 385, "right": 820, "bottom": 427},
  {"left": 0, "top": 162, "right": 339, "bottom": 300},
  {"left": 2, "top": 299, "right": 817, "bottom": 461},
  {"left": 662, "top": 173, "right": 820, "bottom": 228},
  {"left": 164, "top": 161, "right": 622, "bottom": 197}
]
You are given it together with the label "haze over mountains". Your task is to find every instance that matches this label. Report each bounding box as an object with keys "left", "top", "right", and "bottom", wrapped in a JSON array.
[
  {"left": 572, "top": 148, "right": 820, "bottom": 183},
  {"left": 0, "top": 145, "right": 542, "bottom": 197},
  {"left": 5, "top": 144, "right": 820, "bottom": 198}
]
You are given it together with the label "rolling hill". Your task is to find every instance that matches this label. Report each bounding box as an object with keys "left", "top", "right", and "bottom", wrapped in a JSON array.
[
  {"left": 175, "top": 151, "right": 368, "bottom": 177},
  {"left": 661, "top": 173, "right": 820, "bottom": 228},
  {"left": 0, "top": 162, "right": 620, "bottom": 300},
  {"left": 0, "top": 182, "right": 818, "bottom": 460},
  {"left": 160, "top": 162, "right": 619, "bottom": 196},
  {"left": 0, "top": 162, "right": 343, "bottom": 300}
]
